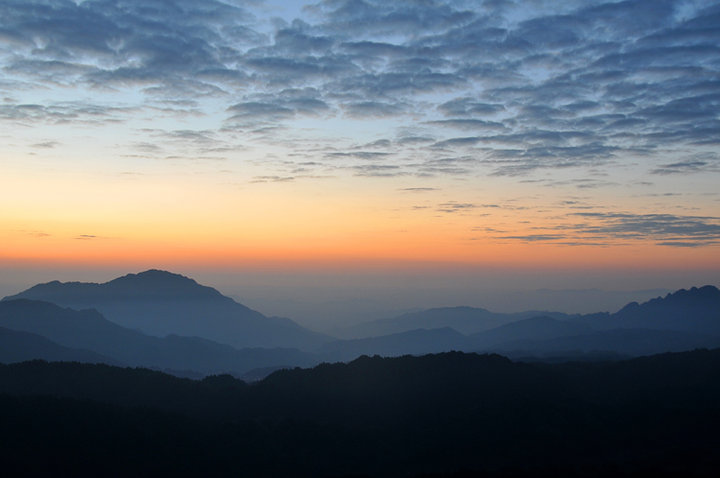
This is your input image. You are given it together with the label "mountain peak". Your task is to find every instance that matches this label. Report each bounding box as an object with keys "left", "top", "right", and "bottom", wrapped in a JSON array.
[
  {"left": 111, "top": 269, "right": 199, "bottom": 287},
  {"left": 1, "top": 270, "right": 327, "bottom": 350},
  {"left": 3, "top": 270, "right": 228, "bottom": 303},
  {"left": 615, "top": 285, "right": 720, "bottom": 313},
  {"left": 617, "top": 301, "right": 640, "bottom": 313},
  {"left": 103, "top": 269, "right": 226, "bottom": 301},
  {"left": 609, "top": 284, "right": 720, "bottom": 333},
  {"left": 652, "top": 285, "right": 720, "bottom": 305}
]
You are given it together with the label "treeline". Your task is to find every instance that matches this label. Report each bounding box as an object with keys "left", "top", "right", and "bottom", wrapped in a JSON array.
[{"left": 1, "top": 350, "right": 720, "bottom": 477}]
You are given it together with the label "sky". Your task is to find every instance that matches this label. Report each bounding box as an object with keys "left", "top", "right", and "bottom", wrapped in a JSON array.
[{"left": 1, "top": 0, "right": 719, "bottom": 329}]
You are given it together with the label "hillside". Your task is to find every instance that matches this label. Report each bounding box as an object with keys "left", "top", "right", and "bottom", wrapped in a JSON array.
[
  {"left": 0, "top": 326, "right": 118, "bottom": 365},
  {"left": 0, "top": 299, "right": 316, "bottom": 376},
  {"left": 3, "top": 270, "right": 329, "bottom": 350},
  {"left": 0, "top": 350, "right": 719, "bottom": 477}
]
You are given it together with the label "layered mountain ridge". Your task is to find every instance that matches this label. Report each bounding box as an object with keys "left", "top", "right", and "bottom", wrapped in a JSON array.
[
  {"left": 2, "top": 271, "right": 719, "bottom": 374},
  {"left": 4, "top": 270, "right": 327, "bottom": 350},
  {"left": 0, "top": 299, "right": 316, "bottom": 377}
]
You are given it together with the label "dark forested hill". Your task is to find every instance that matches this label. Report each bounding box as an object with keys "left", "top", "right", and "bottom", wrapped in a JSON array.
[
  {"left": 1, "top": 350, "right": 719, "bottom": 477},
  {"left": 3, "top": 270, "right": 329, "bottom": 350}
]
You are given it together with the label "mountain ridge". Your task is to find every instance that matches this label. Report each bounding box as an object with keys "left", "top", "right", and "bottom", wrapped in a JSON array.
[
  {"left": 3, "top": 270, "right": 330, "bottom": 350},
  {"left": 0, "top": 298, "right": 317, "bottom": 376},
  {"left": 1, "top": 349, "right": 719, "bottom": 477},
  {"left": 342, "top": 305, "right": 574, "bottom": 338},
  {"left": 4, "top": 269, "right": 231, "bottom": 303},
  {"left": 0, "top": 325, "right": 119, "bottom": 365}
]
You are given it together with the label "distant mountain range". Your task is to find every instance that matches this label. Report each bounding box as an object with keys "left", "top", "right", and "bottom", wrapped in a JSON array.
[
  {"left": 341, "top": 305, "right": 574, "bottom": 337},
  {"left": 0, "top": 299, "right": 317, "bottom": 377},
  {"left": 4, "top": 269, "right": 328, "bottom": 350},
  {"left": 0, "top": 325, "right": 118, "bottom": 365},
  {"left": 323, "top": 286, "right": 720, "bottom": 359},
  {"left": 2, "top": 270, "right": 719, "bottom": 375},
  {"left": 319, "top": 326, "right": 468, "bottom": 361}
]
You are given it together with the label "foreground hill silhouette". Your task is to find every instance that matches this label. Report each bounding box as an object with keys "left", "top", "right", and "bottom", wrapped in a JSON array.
[
  {"left": 4, "top": 270, "right": 328, "bottom": 350},
  {"left": 0, "top": 350, "right": 719, "bottom": 477},
  {"left": 0, "top": 299, "right": 316, "bottom": 376}
]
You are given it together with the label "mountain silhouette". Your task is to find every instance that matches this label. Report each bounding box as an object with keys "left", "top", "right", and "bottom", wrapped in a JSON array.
[
  {"left": 329, "top": 286, "right": 720, "bottom": 359},
  {"left": 3, "top": 270, "right": 329, "bottom": 350},
  {"left": 0, "top": 299, "right": 316, "bottom": 375},
  {"left": 319, "top": 327, "right": 470, "bottom": 361},
  {"left": 8, "top": 269, "right": 226, "bottom": 302},
  {"left": 343, "top": 305, "right": 573, "bottom": 338},
  {"left": 485, "top": 328, "right": 719, "bottom": 358},
  {"left": 578, "top": 285, "right": 720, "bottom": 334},
  {"left": 0, "top": 325, "right": 118, "bottom": 365},
  {"left": 5, "top": 275, "right": 719, "bottom": 365},
  {"left": 1, "top": 350, "right": 719, "bottom": 477},
  {"left": 468, "top": 315, "right": 593, "bottom": 348}
]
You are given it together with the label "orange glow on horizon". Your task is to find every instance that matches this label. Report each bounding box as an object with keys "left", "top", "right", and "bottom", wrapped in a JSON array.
[
  {"left": 2, "top": 230, "right": 718, "bottom": 272},
  {"left": 3, "top": 166, "right": 718, "bottom": 274}
]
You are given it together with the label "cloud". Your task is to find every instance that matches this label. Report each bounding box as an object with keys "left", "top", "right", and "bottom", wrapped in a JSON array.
[
  {"left": 30, "top": 141, "right": 59, "bottom": 149},
  {"left": 500, "top": 211, "right": 720, "bottom": 247},
  {"left": 250, "top": 176, "right": 295, "bottom": 183},
  {"left": 438, "top": 98, "right": 505, "bottom": 117},
  {"left": 227, "top": 102, "right": 295, "bottom": 122},
  {"left": 343, "top": 101, "right": 404, "bottom": 118},
  {"left": 352, "top": 164, "right": 405, "bottom": 177},
  {"left": 1, "top": 0, "right": 718, "bottom": 190},
  {"left": 427, "top": 119, "right": 506, "bottom": 131},
  {"left": 326, "top": 151, "right": 390, "bottom": 160},
  {"left": 569, "top": 212, "right": 720, "bottom": 244},
  {"left": 437, "top": 202, "right": 476, "bottom": 213},
  {"left": 225, "top": 88, "right": 332, "bottom": 127},
  {"left": 308, "top": 0, "right": 475, "bottom": 37},
  {"left": 399, "top": 187, "right": 438, "bottom": 192},
  {"left": 0, "top": 101, "right": 134, "bottom": 125},
  {"left": 651, "top": 160, "right": 709, "bottom": 175},
  {"left": 498, "top": 234, "right": 565, "bottom": 242}
]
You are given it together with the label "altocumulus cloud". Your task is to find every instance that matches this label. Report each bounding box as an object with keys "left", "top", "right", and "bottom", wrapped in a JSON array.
[
  {"left": 0, "top": 0, "right": 718, "bottom": 182},
  {"left": 498, "top": 212, "right": 720, "bottom": 247}
]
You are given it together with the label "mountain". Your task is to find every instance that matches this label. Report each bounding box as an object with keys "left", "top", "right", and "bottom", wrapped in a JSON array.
[
  {"left": 577, "top": 285, "right": 720, "bottom": 334},
  {"left": 1, "top": 350, "right": 720, "bottom": 477},
  {"left": 322, "top": 317, "right": 595, "bottom": 361},
  {"left": 3, "top": 270, "right": 329, "bottom": 350},
  {"left": 0, "top": 299, "right": 317, "bottom": 376},
  {"left": 343, "top": 305, "right": 573, "bottom": 338},
  {"left": 0, "top": 326, "right": 118, "bottom": 365},
  {"left": 319, "top": 327, "right": 470, "bottom": 361},
  {"left": 487, "top": 328, "right": 720, "bottom": 358},
  {"left": 469, "top": 315, "right": 594, "bottom": 349},
  {"left": 338, "top": 286, "right": 720, "bottom": 359}
]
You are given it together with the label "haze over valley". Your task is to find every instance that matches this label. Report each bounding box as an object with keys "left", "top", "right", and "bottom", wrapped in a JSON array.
[{"left": 2, "top": 269, "right": 718, "bottom": 379}]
